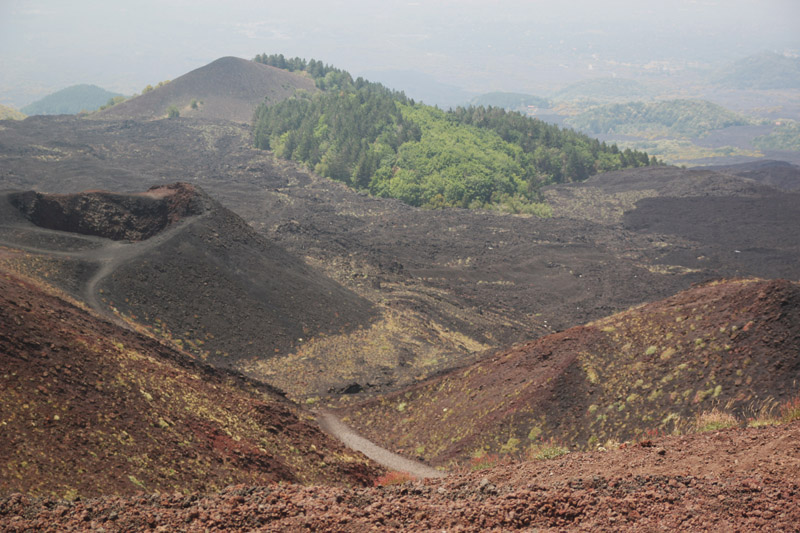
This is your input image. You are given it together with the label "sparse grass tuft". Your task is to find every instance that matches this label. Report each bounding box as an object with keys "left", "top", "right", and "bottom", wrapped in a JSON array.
[
  {"left": 779, "top": 395, "right": 800, "bottom": 424},
  {"left": 695, "top": 408, "right": 739, "bottom": 432},
  {"left": 526, "top": 438, "right": 569, "bottom": 461}
]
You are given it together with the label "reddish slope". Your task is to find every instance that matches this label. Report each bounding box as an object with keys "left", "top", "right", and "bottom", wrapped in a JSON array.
[
  {"left": 2, "top": 421, "right": 799, "bottom": 531},
  {"left": 96, "top": 56, "right": 316, "bottom": 123},
  {"left": 343, "top": 279, "right": 800, "bottom": 465},
  {"left": 0, "top": 269, "right": 379, "bottom": 499}
]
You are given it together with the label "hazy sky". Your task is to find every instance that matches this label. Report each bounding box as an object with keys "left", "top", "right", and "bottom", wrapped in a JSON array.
[{"left": 1, "top": 0, "right": 798, "bottom": 107}]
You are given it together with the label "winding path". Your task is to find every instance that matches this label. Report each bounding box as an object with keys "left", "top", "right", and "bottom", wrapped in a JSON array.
[
  {"left": 1, "top": 213, "right": 444, "bottom": 479},
  {"left": 0, "top": 214, "right": 203, "bottom": 329},
  {"left": 316, "top": 410, "right": 445, "bottom": 478}
]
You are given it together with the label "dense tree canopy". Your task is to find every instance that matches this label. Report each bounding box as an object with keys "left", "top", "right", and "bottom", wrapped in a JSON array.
[{"left": 253, "top": 54, "right": 659, "bottom": 212}]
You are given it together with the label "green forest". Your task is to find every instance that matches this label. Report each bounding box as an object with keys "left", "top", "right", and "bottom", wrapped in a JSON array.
[
  {"left": 566, "top": 99, "right": 751, "bottom": 139},
  {"left": 253, "top": 54, "right": 658, "bottom": 212},
  {"left": 753, "top": 122, "right": 800, "bottom": 152}
]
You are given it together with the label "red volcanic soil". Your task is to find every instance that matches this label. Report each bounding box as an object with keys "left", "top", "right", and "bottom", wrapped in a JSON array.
[
  {"left": 2, "top": 421, "right": 799, "bottom": 531},
  {"left": 95, "top": 56, "right": 316, "bottom": 123},
  {"left": 0, "top": 268, "right": 379, "bottom": 500},
  {"left": 8, "top": 183, "right": 203, "bottom": 241},
  {"left": 343, "top": 278, "right": 800, "bottom": 465}
]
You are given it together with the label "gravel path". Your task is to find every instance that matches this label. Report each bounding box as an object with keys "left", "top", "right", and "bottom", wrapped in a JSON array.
[{"left": 316, "top": 410, "right": 445, "bottom": 478}]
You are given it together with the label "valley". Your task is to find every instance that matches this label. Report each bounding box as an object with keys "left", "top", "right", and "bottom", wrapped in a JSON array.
[{"left": 1, "top": 54, "right": 799, "bottom": 530}]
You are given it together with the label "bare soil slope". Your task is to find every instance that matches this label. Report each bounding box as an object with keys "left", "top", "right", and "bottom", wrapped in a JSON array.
[
  {"left": 0, "top": 268, "right": 379, "bottom": 500},
  {"left": 0, "top": 183, "right": 376, "bottom": 370},
  {"left": 343, "top": 279, "right": 800, "bottom": 465},
  {"left": 3, "top": 421, "right": 799, "bottom": 531},
  {"left": 96, "top": 56, "right": 316, "bottom": 123}
]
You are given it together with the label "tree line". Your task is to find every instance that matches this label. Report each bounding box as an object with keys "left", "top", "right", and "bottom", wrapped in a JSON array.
[{"left": 253, "top": 54, "right": 659, "bottom": 212}]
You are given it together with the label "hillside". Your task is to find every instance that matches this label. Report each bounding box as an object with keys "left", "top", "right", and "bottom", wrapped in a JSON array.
[
  {"left": 96, "top": 57, "right": 316, "bottom": 123},
  {"left": 753, "top": 121, "right": 800, "bottom": 152},
  {"left": 0, "top": 104, "right": 25, "bottom": 120},
  {"left": 342, "top": 279, "right": 800, "bottom": 465},
  {"left": 566, "top": 99, "right": 752, "bottom": 139},
  {"left": 713, "top": 51, "right": 800, "bottom": 90},
  {"left": 701, "top": 159, "right": 800, "bottom": 191},
  {"left": 0, "top": 183, "right": 376, "bottom": 373},
  {"left": 0, "top": 268, "right": 379, "bottom": 499},
  {"left": 3, "top": 420, "right": 799, "bottom": 530},
  {"left": 254, "top": 80, "right": 656, "bottom": 211},
  {"left": 1, "top": 116, "right": 800, "bottom": 402},
  {"left": 20, "top": 84, "right": 122, "bottom": 115}
]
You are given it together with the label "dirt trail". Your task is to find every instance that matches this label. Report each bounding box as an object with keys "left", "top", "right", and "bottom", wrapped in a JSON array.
[
  {"left": 316, "top": 410, "right": 445, "bottom": 478},
  {"left": 81, "top": 216, "right": 200, "bottom": 326},
  {"left": 0, "top": 213, "right": 203, "bottom": 329}
]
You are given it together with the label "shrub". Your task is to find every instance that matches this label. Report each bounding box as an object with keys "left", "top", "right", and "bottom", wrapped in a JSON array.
[{"left": 167, "top": 105, "right": 180, "bottom": 119}]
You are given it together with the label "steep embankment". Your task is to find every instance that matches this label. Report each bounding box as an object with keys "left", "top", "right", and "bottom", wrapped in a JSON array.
[
  {"left": 343, "top": 279, "right": 800, "bottom": 465},
  {"left": 96, "top": 56, "right": 316, "bottom": 123},
  {"left": 0, "top": 269, "right": 380, "bottom": 499}
]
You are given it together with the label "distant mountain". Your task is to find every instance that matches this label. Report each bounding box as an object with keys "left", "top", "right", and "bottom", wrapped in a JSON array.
[
  {"left": 713, "top": 51, "right": 800, "bottom": 90},
  {"left": 97, "top": 56, "right": 316, "bottom": 123},
  {"left": 553, "top": 77, "right": 653, "bottom": 102},
  {"left": 566, "top": 99, "right": 752, "bottom": 139},
  {"left": 0, "top": 104, "right": 25, "bottom": 120},
  {"left": 469, "top": 92, "right": 551, "bottom": 111},
  {"left": 21, "top": 84, "right": 122, "bottom": 115}
]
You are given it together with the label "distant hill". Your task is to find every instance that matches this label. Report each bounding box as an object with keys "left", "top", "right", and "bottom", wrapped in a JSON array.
[
  {"left": 469, "top": 92, "right": 551, "bottom": 111},
  {"left": 344, "top": 279, "right": 800, "bottom": 465},
  {"left": 553, "top": 77, "right": 653, "bottom": 102},
  {"left": 97, "top": 56, "right": 316, "bottom": 123},
  {"left": 0, "top": 268, "right": 379, "bottom": 499},
  {"left": 254, "top": 56, "right": 658, "bottom": 212},
  {"left": 566, "top": 99, "right": 752, "bottom": 139},
  {"left": 752, "top": 121, "right": 800, "bottom": 152},
  {"left": 0, "top": 104, "right": 25, "bottom": 120},
  {"left": 714, "top": 51, "right": 800, "bottom": 90},
  {"left": 21, "top": 84, "right": 122, "bottom": 115}
]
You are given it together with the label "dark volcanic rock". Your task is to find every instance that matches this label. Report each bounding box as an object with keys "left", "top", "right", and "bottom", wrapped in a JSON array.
[{"left": 9, "top": 182, "right": 204, "bottom": 241}]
